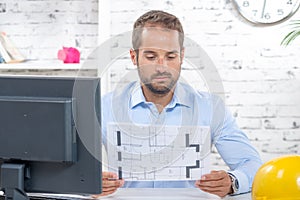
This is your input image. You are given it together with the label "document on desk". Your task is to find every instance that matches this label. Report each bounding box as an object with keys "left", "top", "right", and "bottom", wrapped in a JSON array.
[{"left": 106, "top": 123, "right": 211, "bottom": 181}]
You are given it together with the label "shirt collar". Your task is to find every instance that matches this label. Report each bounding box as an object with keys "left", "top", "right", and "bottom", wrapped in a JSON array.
[
  {"left": 130, "top": 81, "right": 192, "bottom": 109},
  {"left": 130, "top": 82, "right": 146, "bottom": 108}
]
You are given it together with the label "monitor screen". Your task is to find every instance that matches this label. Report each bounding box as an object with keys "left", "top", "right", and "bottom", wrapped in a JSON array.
[{"left": 0, "top": 75, "right": 102, "bottom": 199}]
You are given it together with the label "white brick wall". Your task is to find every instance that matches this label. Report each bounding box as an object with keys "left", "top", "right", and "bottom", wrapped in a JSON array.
[
  {"left": 0, "top": 0, "right": 299, "bottom": 169},
  {"left": 0, "top": 0, "right": 98, "bottom": 60},
  {"left": 106, "top": 0, "right": 300, "bottom": 168}
]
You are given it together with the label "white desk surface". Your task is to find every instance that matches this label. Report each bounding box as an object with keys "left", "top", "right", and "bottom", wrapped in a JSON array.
[{"left": 98, "top": 188, "right": 251, "bottom": 200}]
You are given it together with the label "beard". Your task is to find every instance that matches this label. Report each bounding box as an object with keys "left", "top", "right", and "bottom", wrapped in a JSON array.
[{"left": 138, "top": 70, "right": 178, "bottom": 95}]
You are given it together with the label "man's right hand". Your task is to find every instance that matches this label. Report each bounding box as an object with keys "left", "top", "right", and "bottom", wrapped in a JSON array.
[{"left": 92, "top": 171, "right": 124, "bottom": 198}]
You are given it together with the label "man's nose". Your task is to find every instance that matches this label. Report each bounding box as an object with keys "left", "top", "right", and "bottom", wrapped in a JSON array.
[
  {"left": 157, "top": 56, "right": 169, "bottom": 65},
  {"left": 156, "top": 56, "right": 162, "bottom": 64},
  {"left": 155, "top": 59, "right": 167, "bottom": 72}
]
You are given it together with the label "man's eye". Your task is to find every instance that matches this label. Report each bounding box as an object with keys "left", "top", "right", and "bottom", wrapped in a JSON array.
[
  {"left": 167, "top": 55, "right": 176, "bottom": 59},
  {"left": 146, "top": 55, "right": 156, "bottom": 60}
]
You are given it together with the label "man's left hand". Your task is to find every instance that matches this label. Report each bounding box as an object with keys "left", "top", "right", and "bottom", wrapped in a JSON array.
[{"left": 194, "top": 170, "right": 232, "bottom": 198}]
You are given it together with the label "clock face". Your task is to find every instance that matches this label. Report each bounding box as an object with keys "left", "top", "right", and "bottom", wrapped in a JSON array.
[{"left": 233, "top": 0, "right": 300, "bottom": 24}]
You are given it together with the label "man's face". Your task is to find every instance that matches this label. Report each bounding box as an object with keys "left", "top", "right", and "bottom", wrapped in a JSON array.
[{"left": 131, "top": 26, "right": 184, "bottom": 95}]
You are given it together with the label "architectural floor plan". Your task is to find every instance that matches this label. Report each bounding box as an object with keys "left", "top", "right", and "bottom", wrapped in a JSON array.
[{"left": 107, "top": 123, "right": 211, "bottom": 181}]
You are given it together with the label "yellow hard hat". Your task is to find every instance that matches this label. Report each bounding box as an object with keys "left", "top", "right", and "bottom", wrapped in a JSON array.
[{"left": 252, "top": 154, "right": 300, "bottom": 200}]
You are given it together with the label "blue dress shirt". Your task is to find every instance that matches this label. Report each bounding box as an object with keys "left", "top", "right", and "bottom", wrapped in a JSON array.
[{"left": 102, "top": 81, "right": 262, "bottom": 194}]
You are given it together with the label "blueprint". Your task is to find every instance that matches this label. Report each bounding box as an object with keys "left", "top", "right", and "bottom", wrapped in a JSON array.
[{"left": 106, "top": 123, "right": 211, "bottom": 181}]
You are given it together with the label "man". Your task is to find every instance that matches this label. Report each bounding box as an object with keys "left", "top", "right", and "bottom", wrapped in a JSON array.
[{"left": 99, "top": 10, "right": 262, "bottom": 198}]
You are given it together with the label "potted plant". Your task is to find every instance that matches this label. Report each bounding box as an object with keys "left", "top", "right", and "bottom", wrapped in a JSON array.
[{"left": 281, "top": 20, "right": 300, "bottom": 45}]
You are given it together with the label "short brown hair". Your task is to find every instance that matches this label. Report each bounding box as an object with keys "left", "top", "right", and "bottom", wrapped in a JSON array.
[{"left": 132, "top": 10, "right": 184, "bottom": 50}]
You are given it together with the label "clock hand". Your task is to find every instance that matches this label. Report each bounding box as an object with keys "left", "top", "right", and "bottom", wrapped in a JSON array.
[{"left": 261, "top": 0, "right": 267, "bottom": 19}]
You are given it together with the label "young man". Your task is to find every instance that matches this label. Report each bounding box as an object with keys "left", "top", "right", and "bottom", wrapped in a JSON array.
[{"left": 99, "top": 10, "right": 262, "bottom": 198}]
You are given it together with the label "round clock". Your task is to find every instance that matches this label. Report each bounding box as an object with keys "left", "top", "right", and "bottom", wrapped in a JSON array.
[{"left": 232, "top": 0, "right": 300, "bottom": 24}]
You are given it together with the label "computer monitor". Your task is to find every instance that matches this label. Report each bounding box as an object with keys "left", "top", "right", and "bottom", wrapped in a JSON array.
[{"left": 0, "top": 75, "right": 102, "bottom": 200}]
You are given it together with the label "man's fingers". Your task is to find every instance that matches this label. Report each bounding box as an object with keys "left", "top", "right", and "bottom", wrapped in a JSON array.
[
  {"left": 102, "top": 179, "right": 123, "bottom": 188},
  {"left": 92, "top": 179, "right": 123, "bottom": 199},
  {"left": 102, "top": 185, "right": 118, "bottom": 192},
  {"left": 195, "top": 182, "right": 228, "bottom": 191},
  {"left": 102, "top": 171, "right": 118, "bottom": 179},
  {"left": 197, "top": 179, "right": 224, "bottom": 187},
  {"left": 93, "top": 172, "right": 125, "bottom": 198},
  {"left": 201, "top": 170, "right": 227, "bottom": 181},
  {"left": 195, "top": 170, "right": 232, "bottom": 198}
]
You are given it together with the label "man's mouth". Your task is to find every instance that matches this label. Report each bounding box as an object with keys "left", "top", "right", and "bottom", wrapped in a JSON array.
[
  {"left": 152, "top": 74, "right": 172, "bottom": 82},
  {"left": 153, "top": 76, "right": 170, "bottom": 81}
]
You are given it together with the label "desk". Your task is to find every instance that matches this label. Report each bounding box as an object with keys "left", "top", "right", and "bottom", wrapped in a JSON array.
[
  {"left": 1, "top": 189, "right": 251, "bottom": 200},
  {"left": 99, "top": 188, "right": 251, "bottom": 200},
  {"left": 0, "top": 189, "right": 251, "bottom": 200}
]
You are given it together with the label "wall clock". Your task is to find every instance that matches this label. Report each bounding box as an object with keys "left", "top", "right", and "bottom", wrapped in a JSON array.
[{"left": 232, "top": 0, "right": 300, "bottom": 24}]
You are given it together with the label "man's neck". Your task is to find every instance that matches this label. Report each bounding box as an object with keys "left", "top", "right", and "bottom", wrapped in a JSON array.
[{"left": 141, "top": 85, "right": 174, "bottom": 113}]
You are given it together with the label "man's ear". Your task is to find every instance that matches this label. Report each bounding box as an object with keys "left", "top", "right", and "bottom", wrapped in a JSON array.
[
  {"left": 180, "top": 48, "right": 185, "bottom": 65},
  {"left": 130, "top": 48, "right": 137, "bottom": 65}
]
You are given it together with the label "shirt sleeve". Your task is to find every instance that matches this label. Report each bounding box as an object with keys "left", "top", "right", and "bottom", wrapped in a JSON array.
[{"left": 211, "top": 96, "right": 263, "bottom": 194}]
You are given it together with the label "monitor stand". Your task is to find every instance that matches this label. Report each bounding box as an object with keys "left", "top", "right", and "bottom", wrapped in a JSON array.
[{"left": 1, "top": 164, "right": 29, "bottom": 200}]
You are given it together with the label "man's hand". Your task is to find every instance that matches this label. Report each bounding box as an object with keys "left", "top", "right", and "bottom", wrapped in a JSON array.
[
  {"left": 195, "top": 170, "right": 232, "bottom": 198},
  {"left": 92, "top": 171, "right": 125, "bottom": 198}
]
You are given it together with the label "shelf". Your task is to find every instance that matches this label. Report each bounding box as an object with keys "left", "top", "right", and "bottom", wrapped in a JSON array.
[{"left": 0, "top": 60, "right": 98, "bottom": 70}]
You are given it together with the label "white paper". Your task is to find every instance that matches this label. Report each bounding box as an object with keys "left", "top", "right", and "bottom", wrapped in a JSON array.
[{"left": 106, "top": 123, "right": 211, "bottom": 181}]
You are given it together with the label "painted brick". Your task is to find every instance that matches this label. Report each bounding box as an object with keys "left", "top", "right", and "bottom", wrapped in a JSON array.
[
  {"left": 230, "top": 106, "right": 278, "bottom": 118},
  {"left": 0, "top": 0, "right": 98, "bottom": 60},
  {"left": 277, "top": 106, "right": 300, "bottom": 117},
  {"left": 236, "top": 117, "right": 262, "bottom": 130}
]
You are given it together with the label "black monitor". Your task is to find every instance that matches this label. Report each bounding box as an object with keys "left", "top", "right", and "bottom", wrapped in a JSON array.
[{"left": 0, "top": 75, "right": 102, "bottom": 200}]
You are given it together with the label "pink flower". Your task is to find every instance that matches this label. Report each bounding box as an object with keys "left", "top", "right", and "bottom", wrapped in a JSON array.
[{"left": 57, "top": 47, "right": 80, "bottom": 63}]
